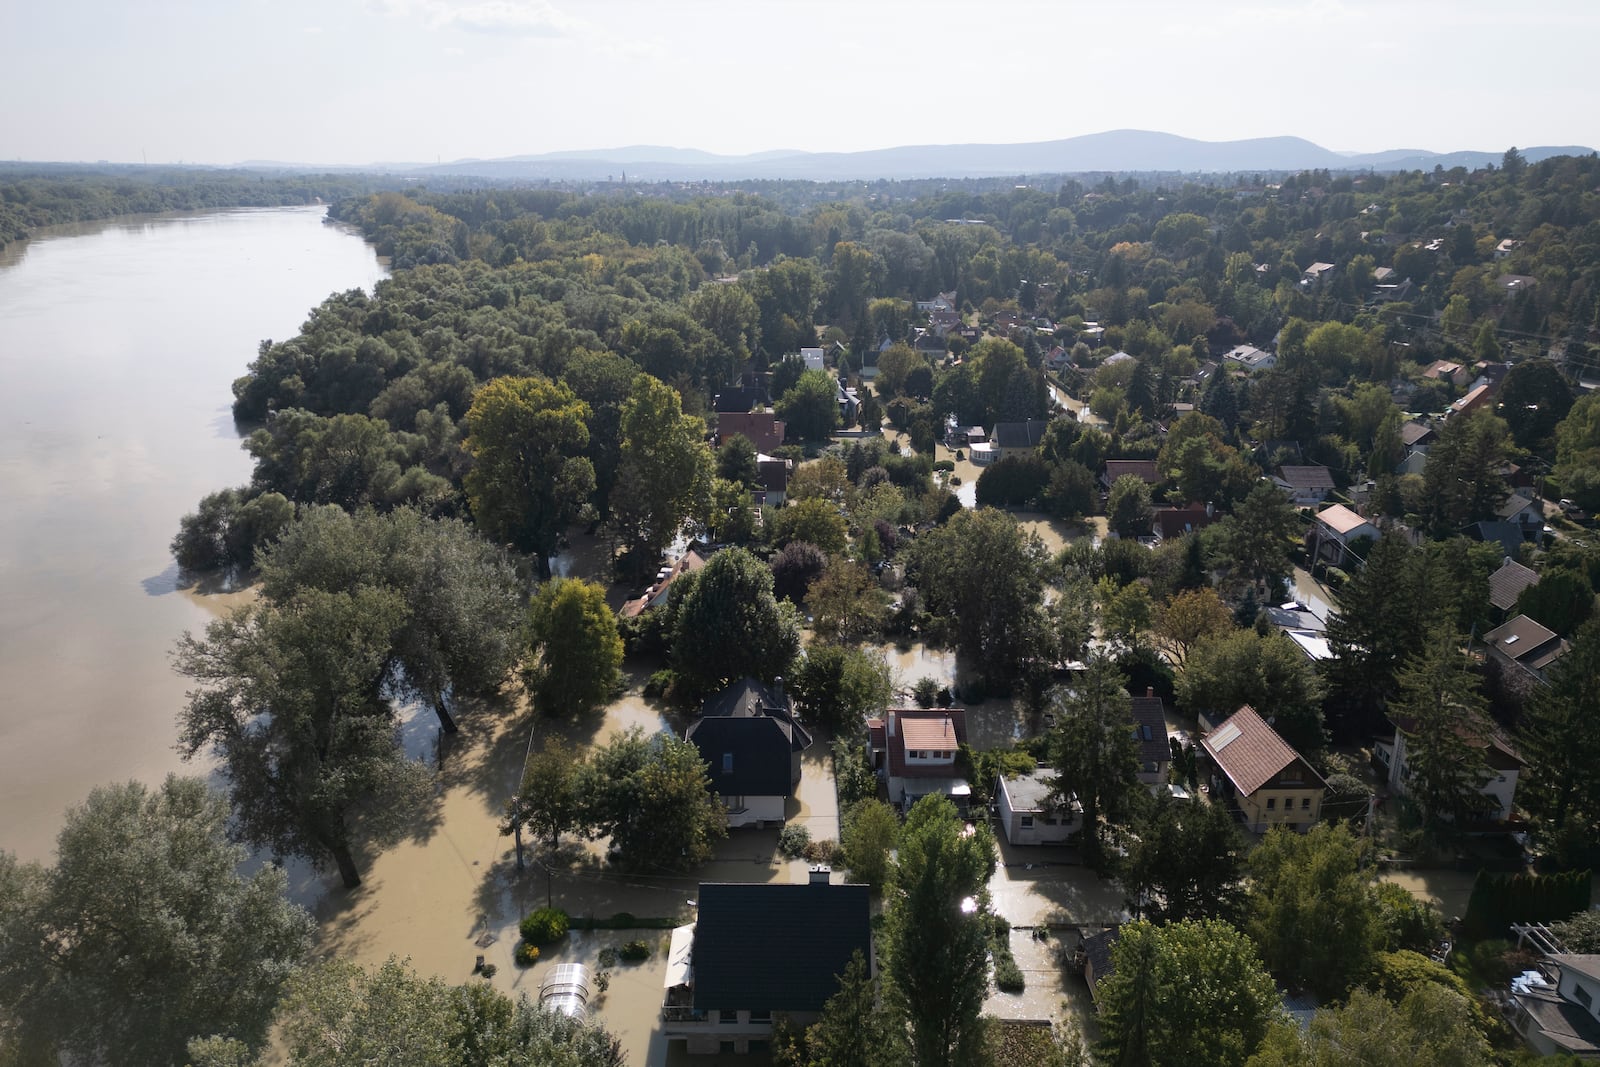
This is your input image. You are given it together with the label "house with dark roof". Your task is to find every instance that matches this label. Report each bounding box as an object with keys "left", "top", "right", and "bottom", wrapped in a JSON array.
[
  {"left": 1200, "top": 706, "right": 1326, "bottom": 834},
  {"left": 991, "top": 419, "right": 1050, "bottom": 459},
  {"left": 753, "top": 454, "right": 791, "bottom": 506},
  {"left": 995, "top": 768, "right": 1081, "bottom": 845},
  {"left": 1375, "top": 713, "right": 1524, "bottom": 823},
  {"left": 687, "top": 678, "right": 812, "bottom": 828},
  {"left": 1076, "top": 926, "right": 1120, "bottom": 1006},
  {"left": 1150, "top": 503, "right": 1214, "bottom": 542},
  {"left": 1497, "top": 489, "right": 1546, "bottom": 531},
  {"left": 866, "top": 708, "right": 969, "bottom": 811},
  {"left": 1511, "top": 953, "right": 1600, "bottom": 1060},
  {"left": 714, "top": 386, "right": 762, "bottom": 414},
  {"left": 1100, "top": 459, "right": 1160, "bottom": 491},
  {"left": 1130, "top": 688, "right": 1171, "bottom": 788},
  {"left": 1468, "top": 520, "right": 1532, "bottom": 558},
  {"left": 717, "top": 410, "right": 786, "bottom": 454},
  {"left": 1489, "top": 558, "right": 1540, "bottom": 615},
  {"left": 662, "top": 872, "right": 872, "bottom": 1055},
  {"left": 1483, "top": 615, "right": 1571, "bottom": 685},
  {"left": 1272, "top": 465, "right": 1337, "bottom": 506}
]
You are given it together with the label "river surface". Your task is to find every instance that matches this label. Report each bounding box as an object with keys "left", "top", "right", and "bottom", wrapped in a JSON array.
[{"left": 0, "top": 206, "right": 386, "bottom": 862}]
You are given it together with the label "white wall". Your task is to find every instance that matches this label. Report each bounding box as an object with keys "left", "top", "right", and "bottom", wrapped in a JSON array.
[{"left": 726, "top": 794, "right": 786, "bottom": 828}]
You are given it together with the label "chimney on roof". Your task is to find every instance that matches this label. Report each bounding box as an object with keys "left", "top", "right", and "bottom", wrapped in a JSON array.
[
  {"left": 888, "top": 711, "right": 897, "bottom": 738},
  {"left": 1146, "top": 687, "right": 1155, "bottom": 699},
  {"left": 808, "top": 865, "right": 832, "bottom": 885}
]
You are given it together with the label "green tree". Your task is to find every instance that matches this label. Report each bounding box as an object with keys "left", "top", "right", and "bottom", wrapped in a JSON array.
[
  {"left": 1097, "top": 919, "right": 1280, "bottom": 1067},
  {"left": 1123, "top": 796, "right": 1248, "bottom": 924},
  {"left": 668, "top": 548, "right": 803, "bottom": 696},
  {"left": 175, "top": 589, "right": 434, "bottom": 887},
  {"left": 1515, "top": 566, "right": 1596, "bottom": 636},
  {"left": 1107, "top": 474, "right": 1155, "bottom": 539},
  {"left": 581, "top": 727, "right": 727, "bottom": 871},
  {"left": 613, "top": 374, "right": 713, "bottom": 565},
  {"left": 1390, "top": 629, "right": 1493, "bottom": 833},
  {"left": 1497, "top": 359, "right": 1574, "bottom": 451},
  {"left": 1177, "top": 629, "right": 1327, "bottom": 758},
  {"left": 502, "top": 736, "right": 583, "bottom": 857},
  {"left": 688, "top": 280, "right": 761, "bottom": 381},
  {"left": 1246, "top": 824, "right": 1379, "bottom": 999},
  {"left": 1520, "top": 619, "right": 1600, "bottom": 866},
  {"left": 771, "top": 496, "right": 850, "bottom": 556},
  {"left": 841, "top": 799, "right": 901, "bottom": 890},
  {"left": 463, "top": 376, "right": 595, "bottom": 579},
  {"left": 1219, "top": 481, "right": 1298, "bottom": 592},
  {"left": 807, "top": 559, "right": 890, "bottom": 643},
  {"left": 171, "top": 486, "right": 295, "bottom": 573},
  {"left": 267, "top": 957, "right": 623, "bottom": 1067},
  {"left": 791, "top": 644, "right": 893, "bottom": 733},
  {"left": 778, "top": 368, "right": 843, "bottom": 441},
  {"left": 1555, "top": 392, "right": 1600, "bottom": 511},
  {"left": 885, "top": 795, "right": 995, "bottom": 1067},
  {"left": 257, "top": 506, "right": 526, "bottom": 734},
  {"left": 1246, "top": 985, "right": 1491, "bottom": 1067},
  {"left": 1048, "top": 656, "right": 1142, "bottom": 869},
  {"left": 1421, "top": 410, "right": 1511, "bottom": 529},
  {"left": 716, "top": 432, "right": 759, "bottom": 489},
  {"left": 1153, "top": 587, "right": 1234, "bottom": 669},
  {"left": 801, "top": 951, "right": 910, "bottom": 1067},
  {"left": 526, "top": 578, "right": 623, "bottom": 716},
  {"left": 0, "top": 778, "right": 313, "bottom": 1066},
  {"left": 905, "top": 508, "right": 1048, "bottom": 681}
]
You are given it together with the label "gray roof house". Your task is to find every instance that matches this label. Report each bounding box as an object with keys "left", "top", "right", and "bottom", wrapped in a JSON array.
[
  {"left": 663, "top": 873, "right": 872, "bottom": 1055},
  {"left": 687, "top": 678, "right": 812, "bottom": 828}
]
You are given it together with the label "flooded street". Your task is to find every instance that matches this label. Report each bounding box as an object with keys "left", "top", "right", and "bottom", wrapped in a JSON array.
[{"left": 0, "top": 207, "right": 386, "bottom": 861}]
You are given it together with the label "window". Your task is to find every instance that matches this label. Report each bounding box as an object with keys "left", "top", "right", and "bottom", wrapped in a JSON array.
[
  {"left": 750, "top": 1011, "right": 772, "bottom": 1024},
  {"left": 1301, "top": 797, "right": 1311, "bottom": 810},
  {"left": 1020, "top": 815, "right": 1035, "bottom": 829},
  {"left": 1266, "top": 798, "right": 1276, "bottom": 811},
  {"left": 722, "top": 753, "right": 734, "bottom": 774},
  {"left": 720, "top": 1011, "right": 742, "bottom": 1025}
]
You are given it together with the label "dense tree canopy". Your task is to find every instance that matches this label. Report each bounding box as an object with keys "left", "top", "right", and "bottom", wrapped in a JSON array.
[{"left": 0, "top": 777, "right": 313, "bottom": 1066}]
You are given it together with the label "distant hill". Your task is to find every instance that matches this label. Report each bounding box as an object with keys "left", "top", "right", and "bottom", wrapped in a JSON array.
[{"left": 242, "top": 131, "right": 1598, "bottom": 182}]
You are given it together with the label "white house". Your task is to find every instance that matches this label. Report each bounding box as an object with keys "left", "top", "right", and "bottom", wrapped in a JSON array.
[
  {"left": 1222, "top": 345, "right": 1276, "bottom": 372},
  {"left": 1313, "top": 504, "right": 1380, "bottom": 566},
  {"left": 800, "top": 347, "right": 825, "bottom": 371},
  {"left": 1374, "top": 717, "right": 1524, "bottom": 823},
  {"left": 995, "top": 769, "right": 1081, "bottom": 845}
]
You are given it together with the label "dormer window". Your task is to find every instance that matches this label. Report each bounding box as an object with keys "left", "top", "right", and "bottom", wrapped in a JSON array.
[{"left": 723, "top": 753, "right": 734, "bottom": 774}]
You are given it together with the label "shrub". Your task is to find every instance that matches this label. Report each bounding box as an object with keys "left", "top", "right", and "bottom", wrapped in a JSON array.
[
  {"left": 520, "top": 907, "right": 570, "bottom": 945},
  {"left": 912, "top": 676, "right": 940, "bottom": 708},
  {"left": 620, "top": 939, "right": 651, "bottom": 962},
  {"left": 778, "top": 824, "right": 811, "bottom": 858},
  {"left": 479, "top": 962, "right": 498, "bottom": 979},
  {"left": 597, "top": 947, "right": 619, "bottom": 969},
  {"left": 513, "top": 942, "right": 540, "bottom": 967},
  {"left": 610, "top": 911, "right": 635, "bottom": 927},
  {"left": 994, "top": 958, "right": 1026, "bottom": 992},
  {"left": 933, "top": 459, "right": 956, "bottom": 473}
]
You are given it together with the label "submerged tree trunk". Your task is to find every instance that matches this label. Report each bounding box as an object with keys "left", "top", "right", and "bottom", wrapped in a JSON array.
[
  {"left": 432, "top": 695, "right": 459, "bottom": 735},
  {"left": 332, "top": 843, "right": 362, "bottom": 888}
]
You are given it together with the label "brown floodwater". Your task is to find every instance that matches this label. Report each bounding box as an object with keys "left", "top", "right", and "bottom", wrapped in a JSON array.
[{"left": 0, "top": 207, "right": 385, "bottom": 862}]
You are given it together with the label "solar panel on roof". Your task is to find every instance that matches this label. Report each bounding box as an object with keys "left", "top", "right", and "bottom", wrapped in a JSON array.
[{"left": 1210, "top": 722, "right": 1243, "bottom": 749}]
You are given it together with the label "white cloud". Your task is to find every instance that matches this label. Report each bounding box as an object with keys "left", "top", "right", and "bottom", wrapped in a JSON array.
[{"left": 378, "top": 0, "right": 585, "bottom": 37}]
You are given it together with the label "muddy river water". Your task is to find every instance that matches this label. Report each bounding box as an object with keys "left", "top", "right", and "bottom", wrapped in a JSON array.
[{"left": 0, "top": 206, "right": 386, "bottom": 862}]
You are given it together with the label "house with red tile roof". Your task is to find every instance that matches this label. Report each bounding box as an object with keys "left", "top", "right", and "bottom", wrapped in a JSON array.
[
  {"left": 1199, "top": 705, "right": 1325, "bottom": 833},
  {"left": 866, "top": 708, "right": 969, "bottom": 812}
]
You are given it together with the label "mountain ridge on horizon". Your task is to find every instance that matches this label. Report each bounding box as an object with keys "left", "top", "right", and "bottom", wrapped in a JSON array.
[{"left": 234, "top": 128, "right": 1593, "bottom": 181}]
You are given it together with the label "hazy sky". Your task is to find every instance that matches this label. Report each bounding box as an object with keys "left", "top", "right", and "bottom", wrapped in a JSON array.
[{"left": 5, "top": 0, "right": 1597, "bottom": 166}]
